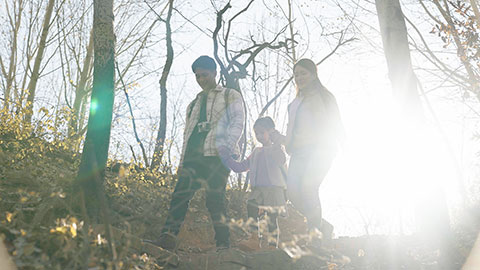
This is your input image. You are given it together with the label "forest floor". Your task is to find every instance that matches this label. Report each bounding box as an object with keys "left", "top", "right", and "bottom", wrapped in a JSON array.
[{"left": 0, "top": 131, "right": 477, "bottom": 269}]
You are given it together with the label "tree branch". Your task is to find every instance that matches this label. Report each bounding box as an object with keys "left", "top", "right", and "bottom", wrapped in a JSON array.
[
  {"left": 115, "top": 61, "right": 149, "bottom": 167},
  {"left": 259, "top": 31, "right": 355, "bottom": 116}
]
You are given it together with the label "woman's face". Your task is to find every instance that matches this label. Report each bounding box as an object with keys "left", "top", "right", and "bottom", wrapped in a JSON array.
[{"left": 294, "top": 65, "right": 315, "bottom": 90}]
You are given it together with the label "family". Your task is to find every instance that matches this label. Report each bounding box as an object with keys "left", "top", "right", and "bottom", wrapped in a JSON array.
[{"left": 150, "top": 55, "right": 345, "bottom": 252}]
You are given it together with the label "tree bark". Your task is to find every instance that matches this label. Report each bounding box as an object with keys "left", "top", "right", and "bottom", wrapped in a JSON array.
[
  {"left": 75, "top": 0, "right": 115, "bottom": 221},
  {"left": 24, "top": 0, "right": 56, "bottom": 123},
  {"left": 375, "top": 0, "right": 422, "bottom": 117},
  {"left": 151, "top": 0, "right": 174, "bottom": 170}
]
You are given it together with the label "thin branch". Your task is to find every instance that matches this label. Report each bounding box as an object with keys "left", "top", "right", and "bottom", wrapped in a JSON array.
[
  {"left": 151, "top": 0, "right": 174, "bottom": 169},
  {"left": 470, "top": 0, "right": 480, "bottom": 26},
  {"left": 431, "top": 0, "right": 478, "bottom": 91},
  {"left": 416, "top": 79, "right": 467, "bottom": 201},
  {"left": 173, "top": 7, "right": 212, "bottom": 37},
  {"left": 224, "top": 0, "right": 255, "bottom": 63},
  {"left": 115, "top": 61, "right": 149, "bottom": 167},
  {"left": 212, "top": 1, "right": 232, "bottom": 82},
  {"left": 259, "top": 31, "right": 355, "bottom": 116},
  {"left": 144, "top": 0, "right": 168, "bottom": 22},
  {"left": 259, "top": 76, "right": 293, "bottom": 117},
  {"left": 404, "top": 14, "right": 468, "bottom": 84}
]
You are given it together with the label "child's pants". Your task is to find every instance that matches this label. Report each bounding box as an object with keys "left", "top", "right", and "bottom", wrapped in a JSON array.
[{"left": 247, "top": 199, "right": 279, "bottom": 238}]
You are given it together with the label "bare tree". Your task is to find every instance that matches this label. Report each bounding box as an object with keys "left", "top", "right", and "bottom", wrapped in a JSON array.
[
  {"left": 259, "top": 30, "right": 355, "bottom": 117},
  {"left": 24, "top": 0, "right": 57, "bottom": 124},
  {"left": 68, "top": 32, "right": 94, "bottom": 137},
  {"left": 212, "top": 1, "right": 289, "bottom": 91},
  {"left": 376, "top": 0, "right": 455, "bottom": 266},
  {"left": 209, "top": 0, "right": 293, "bottom": 189},
  {"left": 376, "top": 0, "right": 423, "bottom": 117},
  {"left": 0, "top": 0, "right": 25, "bottom": 111},
  {"left": 150, "top": 0, "right": 174, "bottom": 170},
  {"left": 75, "top": 0, "right": 115, "bottom": 223}
]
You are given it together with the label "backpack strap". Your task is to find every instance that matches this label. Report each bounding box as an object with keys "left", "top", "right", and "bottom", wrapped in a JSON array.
[
  {"left": 187, "top": 93, "right": 202, "bottom": 119},
  {"left": 224, "top": 87, "right": 231, "bottom": 120}
]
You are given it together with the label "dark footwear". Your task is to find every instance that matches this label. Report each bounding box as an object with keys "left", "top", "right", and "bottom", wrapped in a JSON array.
[
  {"left": 268, "top": 241, "right": 278, "bottom": 249},
  {"left": 259, "top": 241, "right": 277, "bottom": 251},
  {"left": 216, "top": 245, "right": 230, "bottom": 252},
  {"left": 216, "top": 242, "right": 230, "bottom": 252},
  {"left": 144, "top": 232, "right": 177, "bottom": 251},
  {"left": 320, "top": 219, "right": 334, "bottom": 241},
  {"left": 308, "top": 243, "right": 351, "bottom": 265},
  {"left": 237, "top": 234, "right": 260, "bottom": 252}
]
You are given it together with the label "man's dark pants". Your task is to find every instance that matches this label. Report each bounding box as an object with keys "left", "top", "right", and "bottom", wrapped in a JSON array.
[{"left": 162, "top": 155, "right": 231, "bottom": 247}]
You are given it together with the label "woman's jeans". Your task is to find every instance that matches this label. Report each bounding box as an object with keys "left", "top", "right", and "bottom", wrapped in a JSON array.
[{"left": 287, "top": 148, "right": 334, "bottom": 231}]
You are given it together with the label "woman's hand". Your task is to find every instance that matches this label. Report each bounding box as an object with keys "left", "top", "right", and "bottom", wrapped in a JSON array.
[{"left": 269, "top": 129, "right": 285, "bottom": 145}]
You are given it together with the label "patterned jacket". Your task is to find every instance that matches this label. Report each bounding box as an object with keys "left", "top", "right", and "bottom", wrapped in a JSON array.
[{"left": 180, "top": 84, "right": 245, "bottom": 164}]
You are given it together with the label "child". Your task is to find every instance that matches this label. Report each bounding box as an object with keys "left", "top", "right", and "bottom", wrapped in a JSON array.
[{"left": 221, "top": 116, "right": 287, "bottom": 249}]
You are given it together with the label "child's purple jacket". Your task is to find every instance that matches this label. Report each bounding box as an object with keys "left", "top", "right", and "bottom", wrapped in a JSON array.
[{"left": 226, "top": 144, "right": 287, "bottom": 188}]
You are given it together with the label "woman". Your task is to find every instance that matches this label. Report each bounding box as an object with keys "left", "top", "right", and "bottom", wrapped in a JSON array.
[{"left": 272, "top": 58, "right": 345, "bottom": 237}]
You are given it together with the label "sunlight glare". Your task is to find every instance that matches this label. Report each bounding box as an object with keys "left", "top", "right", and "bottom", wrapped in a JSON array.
[{"left": 322, "top": 98, "right": 456, "bottom": 236}]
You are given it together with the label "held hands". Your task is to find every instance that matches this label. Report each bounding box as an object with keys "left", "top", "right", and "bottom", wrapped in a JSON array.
[
  {"left": 217, "top": 146, "right": 231, "bottom": 160},
  {"left": 218, "top": 146, "right": 234, "bottom": 168},
  {"left": 269, "top": 129, "right": 285, "bottom": 145}
]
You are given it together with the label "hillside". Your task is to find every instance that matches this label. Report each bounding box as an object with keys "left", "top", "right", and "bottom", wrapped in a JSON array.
[{"left": 0, "top": 130, "right": 476, "bottom": 269}]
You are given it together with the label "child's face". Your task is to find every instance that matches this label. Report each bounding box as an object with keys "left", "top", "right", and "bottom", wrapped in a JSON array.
[{"left": 254, "top": 126, "right": 271, "bottom": 145}]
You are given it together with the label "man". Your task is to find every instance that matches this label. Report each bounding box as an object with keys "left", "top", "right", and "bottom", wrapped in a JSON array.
[{"left": 156, "top": 56, "right": 245, "bottom": 251}]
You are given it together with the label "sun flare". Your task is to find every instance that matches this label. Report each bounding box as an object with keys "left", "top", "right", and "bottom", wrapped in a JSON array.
[{"left": 322, "top": 100, "right": 457, "bottom": 236}]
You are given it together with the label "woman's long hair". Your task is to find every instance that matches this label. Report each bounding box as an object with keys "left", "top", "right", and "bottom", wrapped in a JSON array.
[{"left": 293, "top": 58, "right": 325, "bottom": 96}]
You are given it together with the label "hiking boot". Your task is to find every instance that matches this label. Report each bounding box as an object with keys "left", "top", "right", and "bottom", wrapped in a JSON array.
[
  {"left": 321, "top": 220, "right": 334, "bottom": 240},
  {"left": 305, "top": 235, "right": 324, "bottom": 255},
  {"left": 144, "top": 232, "right": 177, "bottom": 251},
  {"left": 261, "top": 241, "right": 278, "bottom": 251},
  {"left": 216, "top": 243, "right": 230, "bottom": 252},
  {"left": 268, "top": 239, "right": 279, "bottom": 249},
  {"left": 307, "top": 241, "right": 351, "bottom": 265}
]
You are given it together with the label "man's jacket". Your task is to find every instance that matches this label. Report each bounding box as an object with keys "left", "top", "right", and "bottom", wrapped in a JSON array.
[{"left": 180, "top": 85, "right": 245, "bottom": 164}]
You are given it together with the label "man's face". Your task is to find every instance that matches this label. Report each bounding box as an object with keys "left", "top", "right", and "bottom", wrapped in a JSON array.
[{"left": 194, "top": 68, "right": 217, "bottom": 91}]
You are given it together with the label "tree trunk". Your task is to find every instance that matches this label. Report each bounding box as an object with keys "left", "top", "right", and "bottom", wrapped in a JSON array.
[
  {"left": 68, "top": 31, "right": 94, "bottom": 137},
  {"left": 151, "top": 0, "right": 174, "bottom": 170},
  {"left": 74, "top": 0, "right": 115, "bottom": 221},
  {"left": 375, "top": 0, "right": 454, "bottom": 266},
  {"left": 375, "top": 0, "right": 422, "bottom": 117},
  {"left": 2, "top": 0, "right": 24, "bottom": 111},
  {"left": 24, "top": 0, "right": 56, "bottom": 124}
]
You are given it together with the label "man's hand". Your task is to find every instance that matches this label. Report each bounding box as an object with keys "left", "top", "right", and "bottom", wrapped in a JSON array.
[
  {"left": 217, "top": 146, "right": 232, "bottom": 161},
  {"left": 218, "top": 146, "right": 237, "bottom": 171}
]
